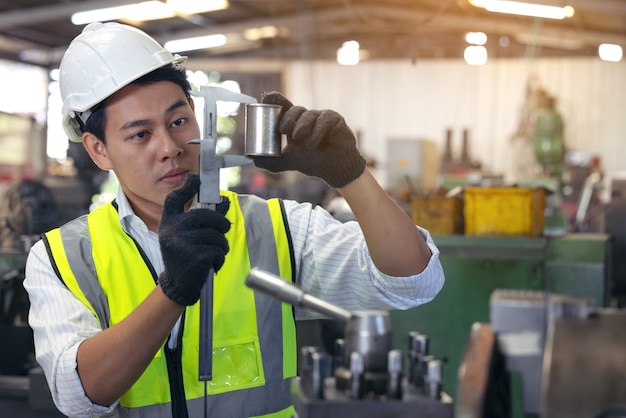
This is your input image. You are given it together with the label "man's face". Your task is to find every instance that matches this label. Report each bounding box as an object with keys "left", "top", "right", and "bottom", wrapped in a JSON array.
[{"left": 84, "top": 81, "right": 200, "bottom": 219}]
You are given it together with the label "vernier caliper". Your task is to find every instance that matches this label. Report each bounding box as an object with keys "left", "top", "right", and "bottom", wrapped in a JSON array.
[{"left": 188, "top": 85, "right": 257, "bottom": 384}]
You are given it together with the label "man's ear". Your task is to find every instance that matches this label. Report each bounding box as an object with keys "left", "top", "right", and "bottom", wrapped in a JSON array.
[
  {"left": 82, "top": 133, "right": 113, "bottom": 171},
  {"left": 189, "top": 97, "right": 195, "bottom": 111}
]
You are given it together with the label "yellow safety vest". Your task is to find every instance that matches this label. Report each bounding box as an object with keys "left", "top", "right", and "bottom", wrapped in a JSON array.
[{"left": 43, "top": 191, "right": 297, "bottom": 418}]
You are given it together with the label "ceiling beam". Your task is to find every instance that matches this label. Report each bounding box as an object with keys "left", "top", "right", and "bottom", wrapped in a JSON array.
[
  {"left": 0, "top": 0, "right": 138, "bottom": 28},
  {"left": 8, "top": 3, "right": 625, "bottom": 67}
]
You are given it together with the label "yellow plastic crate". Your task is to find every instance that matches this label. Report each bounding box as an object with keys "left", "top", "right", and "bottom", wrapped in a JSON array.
[
  {"left": 411, "top": 195, "right": 463, "bottom": 235},
  {"left": 464, "top": 187, "right": 545, "bottom": 236}
]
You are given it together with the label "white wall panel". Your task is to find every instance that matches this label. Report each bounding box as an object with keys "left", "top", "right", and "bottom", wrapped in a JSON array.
[{"left": 284, "top": 58, "right": 625, "bottom": 187}]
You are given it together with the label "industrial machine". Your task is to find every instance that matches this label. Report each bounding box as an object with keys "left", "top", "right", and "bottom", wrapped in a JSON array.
[
  {"left": 0, "top": 181, "right": 63, "bottom": 416},
  {"left": 246, "top": 267, "right": 454, "bottom": 418},
  {"left": 456, "top": 289, "right": 626, "bottom": 418}
]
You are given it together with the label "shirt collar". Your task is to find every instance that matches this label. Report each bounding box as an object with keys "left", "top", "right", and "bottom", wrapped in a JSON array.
[
  {"left": 114, "top": 186, "right": 200, "bottom": 234},
  {"left": 115, "top": 186, "right": 148, "bottom": 234}
]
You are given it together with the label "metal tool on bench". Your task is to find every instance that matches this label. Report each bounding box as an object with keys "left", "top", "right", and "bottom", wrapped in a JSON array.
[{"left": 246, "top": 267, "right": 454, "bottom": 418}]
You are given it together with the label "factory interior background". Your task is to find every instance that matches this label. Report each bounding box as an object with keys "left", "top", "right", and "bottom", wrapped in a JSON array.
[{"left": 0, "top": 1, "right": 624, "bottom": 417}]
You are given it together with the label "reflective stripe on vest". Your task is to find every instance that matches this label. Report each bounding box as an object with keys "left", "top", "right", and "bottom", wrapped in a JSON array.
[{"left": 43, "top": 191, "right": 297, "bottom": 418}]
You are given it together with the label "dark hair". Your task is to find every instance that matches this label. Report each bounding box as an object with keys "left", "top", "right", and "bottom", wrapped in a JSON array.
[{"left": 84, "top": 64, "right": 191, "bottom": 143}]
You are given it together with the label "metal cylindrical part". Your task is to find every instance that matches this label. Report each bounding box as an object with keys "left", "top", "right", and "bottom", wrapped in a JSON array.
[
  {"left": 246, "top": 268, "right": 352, "bottom": 322},
  {"left": 408, "top": 332, "right": 428, "bottom": 384},
  {"left": 244, "top": 103, "right": 282, "bottom": 156},
  {"left": 349, "top": 352, "right": 365, "bottom": 399},
  {"left": 344, "top": 311, "right": 393, "bottom": 374},
  {"left": 387, "top": 349, "right": 403, "bottom": 400},
  {"left": 300, "top": 347, "right": 328, "bottom": 400},
  {"left": 415, "top": 333, "right": 429, "bottom": 356},
  {"left": 424, "top": 359, "right": 443, "bottom": 400},
  {"left": 333, "top": 338, "right": 345, "bottom": 370}
]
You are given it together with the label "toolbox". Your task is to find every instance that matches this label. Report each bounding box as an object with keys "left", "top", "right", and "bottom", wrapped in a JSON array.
[
  {"left": 411, "top": 195, "right": 463, "bottom": 235},
  {"left": 464, "top": 187, "right": 546, "bottom": 236}
]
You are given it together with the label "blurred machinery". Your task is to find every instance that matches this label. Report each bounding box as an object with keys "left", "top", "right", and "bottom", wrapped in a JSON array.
[
  {"left": 457, "top": 289, "right": 626, "bottom": 418},
  {"left": 0, "top": 182, "right": 65, "bottom": 417},
  {"left": 605, "top": 174, "right": 626, "bottom": 305},
  {"left": 532, "top": 96, "right": 565, "bottom": 179},
  {"left": 527, "top": 92, "right": 568, "bottom": 236},
  {"left": 387, "top": 138, "right": 440, "bottom": 197},
  {"left": 1, "top": 180, "right": 61, "bottom": 249},
  {"left": 440, "top": 128, "right": 482, "bottom": 181},
  {"left": 246, "top": 268, "right": 454, "bottom": 418}
]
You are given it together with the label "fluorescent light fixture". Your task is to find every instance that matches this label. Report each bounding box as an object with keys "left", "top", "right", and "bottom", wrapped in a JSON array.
[
  {"left": 470, "top": 0, "right": 574, "bottom": 20},
  {"left": 164, "top": 34, "right": 227, "bottom": 52},
  {"left": 71, "top": 0, "right": 229, "bottom": 25},
  {"left": 515, "top": 32, "right": 583, "bottom": 50},
  {"left": 72, "top": 2, "right": 173, "bottom": 24},
  {"left": 167, "top": 0, "right": 228, "bottom": 15},
  {"left": 464, "top": 45, "right": 488, "bottom": 65},
  {"left": 244, "top": 26, "right": 280, "bottom": 41},
  {"left": 598, "top": 43, "right": 623, "bottom": 62}
]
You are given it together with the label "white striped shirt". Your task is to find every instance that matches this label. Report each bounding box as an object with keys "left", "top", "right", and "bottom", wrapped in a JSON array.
[{"left": 24, "top": 187, "right": 444, "bottom": 417}]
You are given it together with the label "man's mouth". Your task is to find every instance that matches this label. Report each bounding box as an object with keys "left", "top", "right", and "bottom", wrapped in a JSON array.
[{"left": 161, "top": 169, "right": 187, "bottom": 184}]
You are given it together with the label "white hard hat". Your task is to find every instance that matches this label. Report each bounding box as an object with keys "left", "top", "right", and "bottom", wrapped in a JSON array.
[{"left": 60, "top": 22, "right": 187, "bottom": 142}]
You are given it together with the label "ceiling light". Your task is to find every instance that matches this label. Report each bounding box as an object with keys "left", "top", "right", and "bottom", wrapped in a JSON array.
[
  {"left": 464, "top": 45, "right": 488, "bottom": 65},
  {"left": 598, "top": 44, "right": 623, "bottom": 63},
  {"left": 469, "top": 0, "right": 574, "bottom": 20},
  {"left": 515, "top": 32, "right": 583, "bottom": 50},
  {"left": 244, "top": 26, "right": 280, "bottom": 41},
  {"left": 164, "top": 34, "right": 227, "bottom": 52},
  {"left": 72, "top": 2, "right": 173, "bottom": 24},
  {"left": 71, "top": 0, "right": 229, "bottom": 25},
  {"left": 337, "top": 41, "right": 360, "bottom": 66},
  {"left": 166, "top": 0, "right": 229, "bottom": 15},
  {"left": 466, "top": 32, "right": 487, "bottom": 46}
]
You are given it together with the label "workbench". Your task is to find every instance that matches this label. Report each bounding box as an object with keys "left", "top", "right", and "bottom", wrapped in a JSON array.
[{"left": 390, "top": 233, "right": 611, "bottom": 417}]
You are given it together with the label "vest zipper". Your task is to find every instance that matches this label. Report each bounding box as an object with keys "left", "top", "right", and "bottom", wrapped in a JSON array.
[{"left": 165, "top": 311, "right": 188, "bottom": 418}]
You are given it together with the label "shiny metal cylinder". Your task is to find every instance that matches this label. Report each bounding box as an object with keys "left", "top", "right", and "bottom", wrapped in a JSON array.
[
  {"left": 245, "top": 267, "right": 352, "bottom": 322},
  {"left": 244, "top": 103, "right": 282, "bottom": 156},
  {"left": 344, "top": 311, "right": 393, "bottom": 374}
]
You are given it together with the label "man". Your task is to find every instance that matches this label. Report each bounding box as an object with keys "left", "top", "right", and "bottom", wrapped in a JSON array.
[{"left": 24, "top": 22, "right": 444, "bottom": 418}]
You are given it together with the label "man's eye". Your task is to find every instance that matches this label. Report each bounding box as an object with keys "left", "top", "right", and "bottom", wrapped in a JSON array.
[
  {"left": 171, "top": 118, "right": 186, "bottom": 128},
  {"left": 130, "top": 131, "right": 150, "bottom": 140}
]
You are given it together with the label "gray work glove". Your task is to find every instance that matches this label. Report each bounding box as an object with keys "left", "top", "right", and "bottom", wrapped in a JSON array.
[
  {"left": 158, "top": 173, "right": 231, "bottom": 306},
  {"left": 253, "top": 92, "right": 366, "bottom": 188}
]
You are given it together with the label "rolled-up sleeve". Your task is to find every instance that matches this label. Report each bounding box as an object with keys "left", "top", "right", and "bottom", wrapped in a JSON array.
[{"left": 283, "top": 200, "right": 444, "bottom": 318}]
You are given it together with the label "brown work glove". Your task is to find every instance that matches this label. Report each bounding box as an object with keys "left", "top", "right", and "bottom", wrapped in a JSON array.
[
  {"left": 252, "top": 92, "right": 366, "bottom": 188},
  {"left": 158, "top": 173, "right": 231, "bottom": 306}
]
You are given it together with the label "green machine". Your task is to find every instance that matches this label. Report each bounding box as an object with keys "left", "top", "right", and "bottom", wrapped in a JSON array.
[
  {"left": 533, "top": 105, "right": 565, "bottom": 177},
  {"left": 531, "top": 100, "right": 568, "bottom": 236},
  {"left": 390, "top": 233, "right": 611, "bottom": 418}
]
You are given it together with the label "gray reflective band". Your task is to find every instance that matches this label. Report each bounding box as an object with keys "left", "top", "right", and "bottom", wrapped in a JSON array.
[
  {"left": 236, "top": 195, "right": 290, "bottom": 412},
  {"left": 57, "top": 215, "right": 110, "bottom": 330},
  {"left": 116, "top": 403, "right": 171, "bottom": 418},
  {"left": 187, "top": 379, "right": 292, "bottom": 417},
  {"left": 115, "top": 380, "right": 292, "bottom": 418}
]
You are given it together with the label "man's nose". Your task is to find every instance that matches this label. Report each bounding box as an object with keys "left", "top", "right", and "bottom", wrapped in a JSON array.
[{"left": 158, "top": 132, "right": 183, "bottom": 160}]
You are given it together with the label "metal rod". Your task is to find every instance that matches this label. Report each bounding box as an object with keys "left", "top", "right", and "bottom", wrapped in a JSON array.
[
  {"left": 246, "top": 267, "right": 352, "bottom": 323},
  {"left": 198, "top": 269, "right": 214, "bottom": 381}
]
